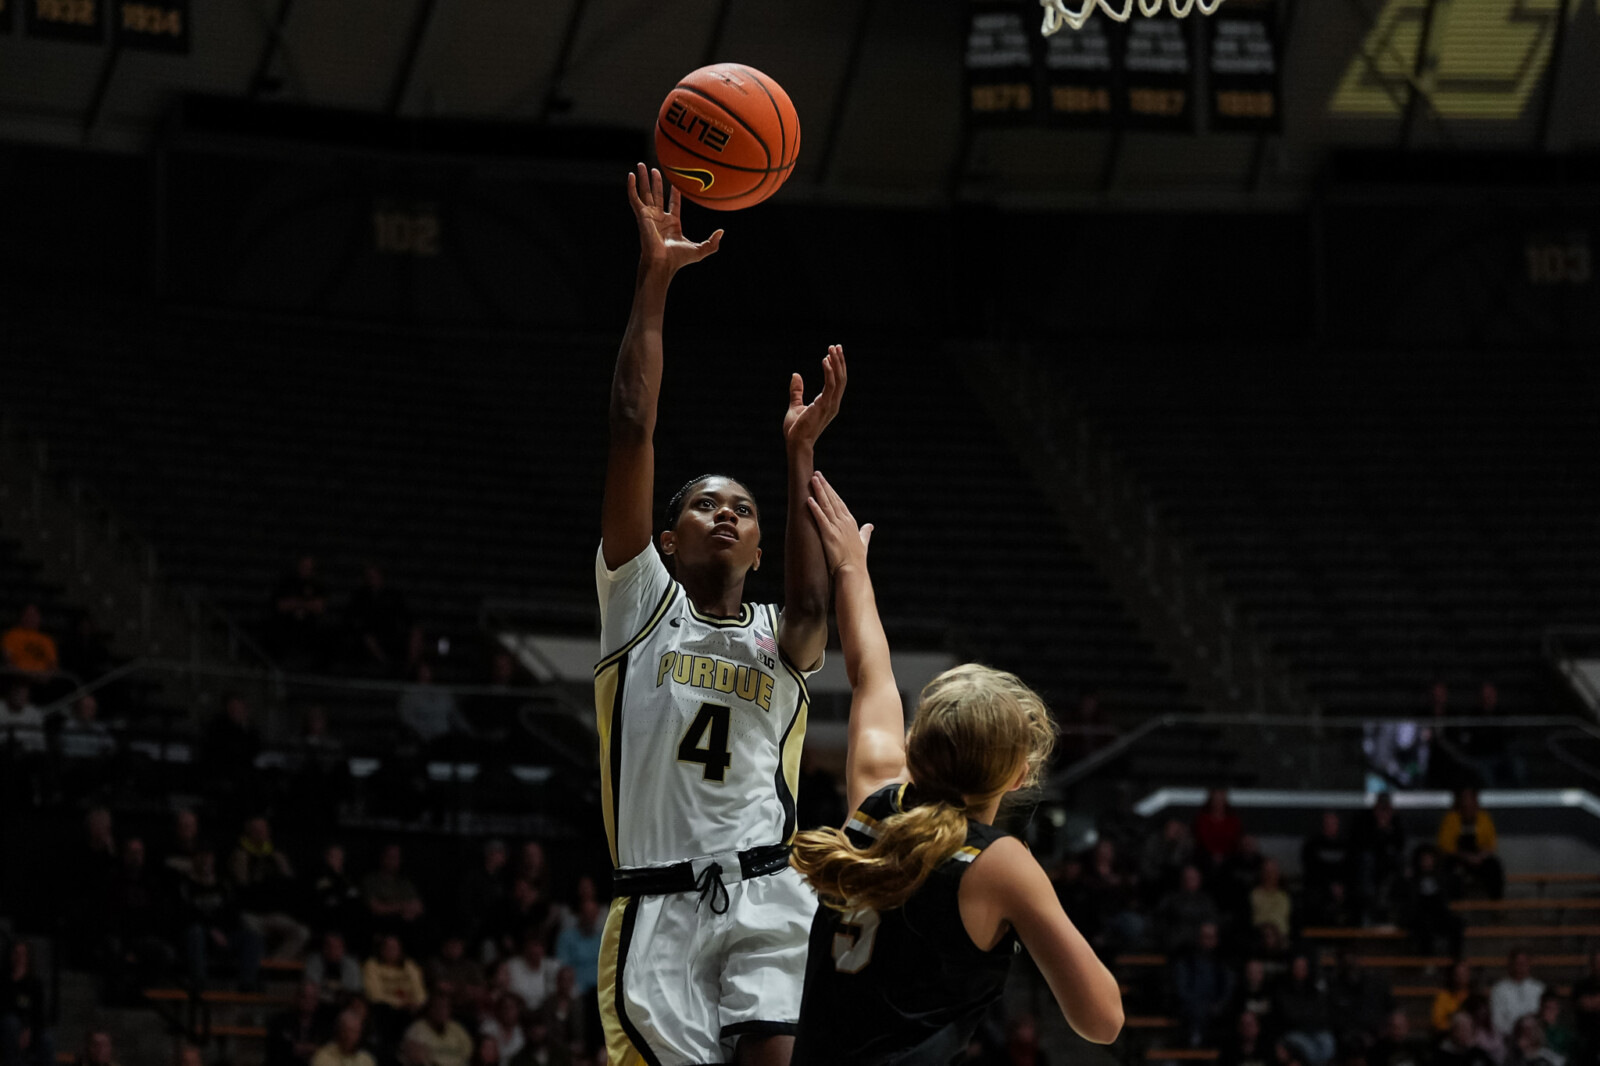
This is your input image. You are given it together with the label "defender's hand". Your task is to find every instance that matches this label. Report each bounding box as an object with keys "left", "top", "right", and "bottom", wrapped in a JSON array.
[
  {"left": 806, "top": 472, "right": 873, "bottom": 577},
  {"left": 628, "top": 164, "right": 722, "bottom": 274},
  {"left": 784, "top": 344, "right": 847, "bottom": 451}
]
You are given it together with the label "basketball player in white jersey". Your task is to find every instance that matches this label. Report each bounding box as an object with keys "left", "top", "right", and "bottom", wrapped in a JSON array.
[{"left": 594, "top": 164, "right": 843, "bottom": 1066}]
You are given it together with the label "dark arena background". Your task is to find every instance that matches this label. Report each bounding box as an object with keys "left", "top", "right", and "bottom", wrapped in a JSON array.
[{"left": 2, "top": 0, "right": 1600, "bottom": 1063}]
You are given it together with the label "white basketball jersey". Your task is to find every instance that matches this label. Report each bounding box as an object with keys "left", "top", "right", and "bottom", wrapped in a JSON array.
[{"left": 594, "top": 545, "right": 813, "bottom": 870}]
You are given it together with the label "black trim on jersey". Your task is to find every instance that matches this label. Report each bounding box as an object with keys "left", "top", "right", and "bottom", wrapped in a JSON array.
[
  {"left": 774, "top": 685, "right": 804, "bottom": 844},
  {"left": 683, "top": 592, "right": 756, "bottom": 628},
  {"left": 595, "top": 582, "right": 681, "bottom": 675},
  {"left": 614, "top": 896, "right": 665, "bottom": 1066},
  {"left": 769, "top": 605, "right": 815, "bottom": 703},
  {"left": 723, "top": 1020, "right": 800, "bottom": 1039}
]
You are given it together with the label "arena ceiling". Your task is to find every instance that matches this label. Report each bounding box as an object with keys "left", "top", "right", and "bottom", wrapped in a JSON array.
[{"left": 0, "top": 0, "right": 1596, "bottom": 207}]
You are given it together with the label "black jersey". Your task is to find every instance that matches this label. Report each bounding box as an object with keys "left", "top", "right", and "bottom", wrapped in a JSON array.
[{"left": 791, "top": 782, "right": 1020, "bottom": 1066}]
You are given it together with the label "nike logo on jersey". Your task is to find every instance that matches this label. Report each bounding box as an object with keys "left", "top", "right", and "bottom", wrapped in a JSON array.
[{"left": 656, "top": 651, "right": 776, "bottom": 711}]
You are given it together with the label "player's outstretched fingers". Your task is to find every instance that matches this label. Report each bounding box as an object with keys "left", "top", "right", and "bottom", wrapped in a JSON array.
[
  {"left": 636, "top": 163, "right": 654, "bottom": 206},
  {"left": 859, "top": 522, "right": 874, "bottom": 556},
  {"left": 651, "top": 167, "right": 665, "bottom": 209},
  {"left": 697, "top": 229, "right": 724, "bottom": 259},
  {"left": 789, "top": 373, "right": 806, "bottom": 414},
  {"left": 669, "top": 183, "right": 682, "bottom": 218}
]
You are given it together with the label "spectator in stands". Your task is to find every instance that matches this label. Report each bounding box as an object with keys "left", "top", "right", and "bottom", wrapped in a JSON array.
[
  {"left": 1352, "top": 792, "right": 1407, "bottom": 923},
  {"left": 1458, "top": 683, "right": 1520, "bottom": 788},
  {"left": 309, "top": 844, "right": 365, "bottom": 941},
  {"left": 76, "top": 1031, "right": 118, "bottom": 1066},
  {"left": 1470, "top": 995, "right": 1509, "bottom": 1064},
  {"left": 271, "top": 555, "right": 330, "bottom": 667},
  {"left": 1217, "top": 835, "right": 1266, "bottom": 930},
  {"left": 1174, "top": 921, "right": 1236, "bottom": 1047},
  {"left": 1508, "top": 1015, "right": 1564, "bottom": 1066},
  {"left": 348, "top": 564, "right": 411, "bottom": 672},
  {"left": 1274, "top": 954, "right": 1336, "bottom": 1066},
  {"left": 427, "top": 934, "right": 485, "bottom": 1017},
  {"left": 486, "top": 880, "right": 553, "bottom": 963},
  {"left": 398, "top": 663, "right": 474, "bottom": 749},
  {"left": 1300, "top": 811, "right": 1353, "bottom": 926},
  {"left": 1194, "top": 789, "right": 1243, "bottom": 871},
  {"left": 1492, "top": 952, "right": 1547, "bottom": 1039},
  {"left": 479, "top": 994, "right": 525, "bottom": 1063},
  {"left": 1538, "top": 994, "right": 1577, "bottom": 1062},
  {"left": 1439, "top": 789, "right": 1506, "bottom": 901},
  {"left": 1368, "top": 1010, "right": 1420, "bottom": 1066},
  {"left": 161, "top": 809, "right": 202, "bottom": 883},
  {"left": 1158, "top": 864, "right": 1222, "bottom": 953},
  {"left": 1571, "top": 948, "right": 1600, "bottom": 1065},
  {"left": 177, "top": 846, "right": 264, "bottom": 991},
  {"left": 509, "top": 1015, "right": 570, "bottom": 1066},
  {"left": 201, "top": 694, "right": 263, "bottom": 819},
  {"left": 1141, "top": 819, "right": 1196, "bottom": 902},
  {"left": 2, "top": 605, "right": 58, "bottom": 681},
  {"left": 1232, "top": 958, "right": 1277, "bottom": 1029},
  {"left": 1329, "top": 949, "right": 1395, "bottom": 1057},
  {"left": 506, "top": 931, "right": 561, "bottom": 1014},
  {"left": 404, "top": 994, "right": 472, "bottom": 1066},
  {"left": 552, "top": 898, "right": 601, "bottom": 999},
  {"left": 0, "top": 939, "right": 53, "bottom": 1066},
  {"left": 267, "top": 980, "right": 334, "bottom": 1066},
  {"left": 363, "top": 934, "right": 427, "bottom": 1042},
  {"left": 513, "top": 843, "right": 550, "bottom": 898},
  {"left": 66, "top": 807, "right": 118, "bottom": 962},
  {"left": 1250, "top": 858, "right": 1292, "bottom": 945},
  {"left": 55, "top": 693, "right": 116, "bottom": 761},
  {"left": 1224, "top": 1010, "right": 1270, "bottom": 1066},
  {"left": 311, "top": 1011, "right": 376, "bottom": 1066},
  {"left": 1439, "top": 1013, "right": 1498, "bottom": 1066},
  {"left": 364, "top": 843, "right": 427, "bottom": 945},
  {"left": 103, "top": 836, "right": 174, "bottom": 999},
  {"left": 303, "top": 931, "right": 362, "bottom": 1005},
  {"left": 0, "top": 682, "right": 46, "bottom": 753},
  {"left": 470, "top": 1036, "right": 501, "bottom": 1066},
  {"left": 1084, "top": 838, "right": 1146, "bottom": 951},
  {"left": 458, "top": 841, "right": 507, "bottom": 957},
  {"left": 1436, "top": 962, "right": 1480, "bottom": 1033},
  {"left": 1403, "top": 845, "right": 1464, "bottom": 958},
  {"left": 229, "top": 815, "right": 310, "bottom": 960},
  {"left": 539, "top": 967, "right": 587, "bottom": 1058}
]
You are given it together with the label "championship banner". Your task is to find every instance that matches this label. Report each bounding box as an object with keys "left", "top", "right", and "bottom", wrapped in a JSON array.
[
  {"left": 115, "top": 0, "right": 187, "bottom": 52},
  {"left": 1118, "top": 16, "right": 1193, "bottom": 131},
  {"left": 26, "top": 0, "right": 102, "bottom": 41},
  {"left": 965, "top": 0, "right": 1038, "bottom": 123},
  {"left": 1208, "top": 0, "right": 1280, "bottom": 132},
  {"left": 1042, "top": 14, "right": 1116, "bottom": 127}
]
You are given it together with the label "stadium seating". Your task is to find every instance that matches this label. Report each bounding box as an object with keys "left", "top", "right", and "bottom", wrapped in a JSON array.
[
  {"left": 1, "top": 303, "right": 1190, "bottom": 718},
  {"left": 1049, "top": 349, "right": 1600, "bottom": 717}
]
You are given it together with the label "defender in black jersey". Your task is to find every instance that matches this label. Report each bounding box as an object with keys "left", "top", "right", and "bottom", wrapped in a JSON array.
[{"left": 789, "top": 474, "right": 1124, "bottom": 1065}]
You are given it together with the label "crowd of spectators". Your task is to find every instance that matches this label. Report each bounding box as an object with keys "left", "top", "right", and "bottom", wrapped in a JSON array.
[
  {"left": 42, "top": 805, "right": 607, "bottom": 1066},
  {"left": 1049, "top": 788, "right": 1600, "bottom": 1066}
]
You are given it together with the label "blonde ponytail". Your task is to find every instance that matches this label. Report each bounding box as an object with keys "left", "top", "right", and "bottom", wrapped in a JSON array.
[
  {"left": 790, "top": 663, "right": 1056, "bottom": 913},
  {"left": 792, "top": 801, "right": 970, "bottom": 913}
]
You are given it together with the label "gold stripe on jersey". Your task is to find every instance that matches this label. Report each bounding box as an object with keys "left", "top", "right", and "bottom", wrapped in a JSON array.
[
  {"left": 772, "top": 606, "right": 809, "bottom": 843},
  {"left": 685, "top": 599, "right": 756, "bottom": 628},
  {"left": 595, "top": 583, "right": 680, "bottom": 868},
  {"left": 845, "top": 811, "right": 881, "bottom": 838},
  {"left": 598, "top": 896, "right": 651, "bottom": 1066},
  {"left": 953, "top": 845, "right": 982, "bottom": 863}
]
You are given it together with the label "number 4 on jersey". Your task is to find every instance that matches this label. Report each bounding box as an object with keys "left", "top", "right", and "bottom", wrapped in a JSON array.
[{"left": 678, "top": 702, "right": 732, "bottom": 782}]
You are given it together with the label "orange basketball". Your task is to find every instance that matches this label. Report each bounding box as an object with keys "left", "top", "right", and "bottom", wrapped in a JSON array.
[{"left": 655, "top": 63, "right": 800, "bottom": 211}]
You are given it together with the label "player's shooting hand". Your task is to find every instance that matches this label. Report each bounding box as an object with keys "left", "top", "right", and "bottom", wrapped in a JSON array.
[
  {"left": 806, "top": 472, "right": 873, "bottom": 577},
  {"left": 628, "top": 163, "right": 722, "bottom": 274},
  {"left": 784, "top": 344, "right": 847, "bottom": 451}
]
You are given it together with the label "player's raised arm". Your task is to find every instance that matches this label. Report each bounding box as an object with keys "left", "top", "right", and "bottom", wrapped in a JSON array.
[
  {"left": 806, "top": 472, "right": 906, "bottom": 811},
  {"left": 779, "top": 346, "right": 847, "bottom": 670},
  {"left": 602, "top": 164, "right": 724, "bottom": 569}
]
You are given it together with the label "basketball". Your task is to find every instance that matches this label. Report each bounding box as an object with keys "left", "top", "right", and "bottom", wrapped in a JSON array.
[{"left": 654, "top": 63, "right": 800, "bottom": 211}]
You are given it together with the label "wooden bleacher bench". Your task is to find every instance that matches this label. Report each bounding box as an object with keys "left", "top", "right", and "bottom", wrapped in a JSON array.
[
  {"left": 1453, "top": 898, "right": 1600, "bottom": 913},
  {"left": 210, "top": 1025, "right": 268, "bottom": 1039},
  {"left": 1508, "top": 873, "right": 1600, "bottom": 885},
  {"left": 1147, "top": 1050, "right": 1219, "bottom": 1061},
  {"left": 145, "top": 988, "right": 290, "bottom": 1006},
  {"left": 1117, "top": 954, "right": 1169, "bottom": 967},
  {"left": 1302, "top": 927, "right": 1405, "bottom": 940},
  {"left": 1125, "top": 1017, "right": 1178, "bottom": 1030},
  {"left": 1395, "top": 984, "right": 1571, "bottom": 998},
  {"left": 1357, "top": 954, "right": 1588, "bottom": 969},
  {"left": 1463, "top": 924, "right": 1600, "bottom": 939},
  {"left": 260, "top": 958, "right": 305, "bottom": 974}
]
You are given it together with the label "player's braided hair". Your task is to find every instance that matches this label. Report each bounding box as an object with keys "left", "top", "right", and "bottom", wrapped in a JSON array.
[
  {"left": 662, "top": 474, "right": 758, "bottom": 531},
  {"left": 790, "top": 664, "right": 1056, "bottom": 913}
]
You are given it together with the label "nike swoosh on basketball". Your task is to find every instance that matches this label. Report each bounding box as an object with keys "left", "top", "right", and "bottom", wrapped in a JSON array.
[{"left": 666, "top": 166, "right": 715, "bottom": 192}]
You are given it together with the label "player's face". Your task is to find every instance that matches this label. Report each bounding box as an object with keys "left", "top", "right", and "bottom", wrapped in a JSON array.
[{"left": 663, "top": 478, "right": 762, "bottom": 576}]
